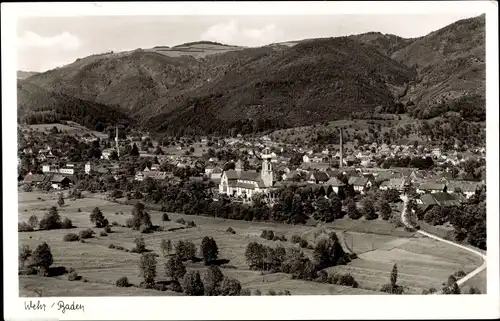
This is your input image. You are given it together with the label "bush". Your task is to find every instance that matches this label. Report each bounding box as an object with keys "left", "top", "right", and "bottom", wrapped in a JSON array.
[
  {"left": 31, "top": 242, "right": 53, "bottom": 275},
  {"left": 61, "top": 217, "right": 73, "bottom": 229},
  {"left": 338, "top": 274, "right": 358, "bottom": 288},
  {"left": 226, "top": 227, "right": 236, "bottom": 234},
  {"left": 116, "top": 276, "right": 130, "bottom": 287},
  {"left": 260, "top": 230, "right": 275, "bottom": 240},
  {"left": 254, "top": 289, "right": 262, "bottom": 296},
  {"left": 125, "top": 218, "right": 134, "bottom": 228},
  {"left": 183, "top": 271, "right": 205, "bottom": 296},
  {"left": 165, "top": 255, "right": 187, "bottom": 281},
  {"left": 316, "top": 270, "right": 329, "bottom": 283},
  {"left": 162, "top": 213, "right": 170, "bottom": 221},
  {"left": 104, "top": 225, "right": 112, "bottom": 233},
  {"left": 186, "top": 220, "right": 196, "bottom": 228},
  {"left": 454, "top": 270, "right": 466, "bottom": 278},
  {"left": 219, "top": 277, "right": 242, "bottom": 296},
  {"left": 100, "top": 231, "right": 108, "bottom": 237},
  {"left": 291, "top": 235, "right": 302, "bottom": 244},
  {"left": 175, "top": 240, "right": 196, "bottom": 261},
  {"left": 328, "top": 273, "right": 340, "bottom": 285},
  {"left": 468, "top": 286, "right": 481, "bottom": 294},
  {"left": 28, "top": 215, "right": 39, "bottom": 229},
  {"left": 200, "top": 236, "right": 219, "bottom": 264},
  {"left": 67, "top": 268, "right": 81, "bottom": 281},
  {"left": 240, "top": 288, "right": 251, "bottom": 296},
  {"left": 176, "top": 218, "right": 186, "bottom": 225},
  {"left": 90, "top": 207, "right": 108, "bottom": 228},
  {"left": 108, "top": 244, "right": 116, "bottom": 249},
  {"left": 39, "top": 206, "right": 61, "bottom": 230},
  {"left": 77, "top": 208, "right": 81, "bottom": 212},
  {"left": 63, "top": 233, "right": 79, "bottom": 242},
  {"left": 111, "top": 221, "right": 119, "bottom": 226},
  {"left": 139, "top": 253, "right": 157, "bottom": 284},
  {"left": 18, "top": 222, "right": 34, "bottom": 232},
  {"left": 133, "top": 237, "right": 147, "bottom": 253},
  {"left": 19, "top": 244, "right": 32, "bottom": 269},
  {"left": 140, "top": 224, "right": 152, "bottom": 234},
  {"left": 79, "top": 228, "right": 95, "bottom": 239}
]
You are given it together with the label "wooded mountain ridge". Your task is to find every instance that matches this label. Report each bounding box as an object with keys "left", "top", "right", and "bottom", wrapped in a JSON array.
[{"left": 18, "top": 14, "right": 485, "bottom": 135}]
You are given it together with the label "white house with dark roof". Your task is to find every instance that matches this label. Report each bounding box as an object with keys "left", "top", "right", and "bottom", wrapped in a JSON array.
[
  {"left": 348, "top": 176, "right": 370, "bottom": 193},
  {"left": 416, "top": 182, "right": 447, "bottom": 194},
  {"left": 325, "top": 177, "right": 345, "bottom": 194},
  {"left": 446, "top": 180, "right": 483, "bottom": 198},
  {"left": 219, "top": 150, "right": 274, "bottom": 199}
]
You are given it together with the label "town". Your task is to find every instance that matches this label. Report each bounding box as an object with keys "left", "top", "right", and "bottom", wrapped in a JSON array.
[{"left": 17, "top": 118, "right": 486, "bottom": 296}]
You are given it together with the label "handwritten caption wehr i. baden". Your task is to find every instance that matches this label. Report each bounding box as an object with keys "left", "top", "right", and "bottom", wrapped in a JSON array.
[{"left": 24, "top": 300, "right": 85, "bottom": 314}]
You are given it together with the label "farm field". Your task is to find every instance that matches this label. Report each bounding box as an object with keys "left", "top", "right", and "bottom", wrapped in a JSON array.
[
  {"left": 25, "top": 121, "right": 108, "bottom": 139},
  {"left": 461, "top": 268, "right": 487, "bottom": 294},
  {"left": 327, "top": 233, "right": 483, "bottom": 294},
  {"left": 18, "top": 191, "right": 482, "bottom": 296}
]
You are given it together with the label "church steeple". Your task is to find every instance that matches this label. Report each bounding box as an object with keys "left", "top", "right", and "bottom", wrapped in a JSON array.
[{"left": 260, "top": 148, "right": 273, "bottom": 187}]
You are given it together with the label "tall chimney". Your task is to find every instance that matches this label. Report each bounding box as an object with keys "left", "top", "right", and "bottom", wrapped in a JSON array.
[
  {"left": 339, "top": 127, "right": 343, "bottom": 169},
  {"left": 115, "top": 125, "right": 120, "bottom": 157}
]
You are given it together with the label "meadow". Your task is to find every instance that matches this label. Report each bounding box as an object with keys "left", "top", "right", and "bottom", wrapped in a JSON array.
[{"left": 18, "top": 191, "right": 482, "bottom": 296}]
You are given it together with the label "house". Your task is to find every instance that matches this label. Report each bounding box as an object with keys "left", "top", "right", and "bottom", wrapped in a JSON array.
[
  {"left": 205, "top": 165, "right": 217, "bottom": 175},
  {"left": 416, "top": 182, "right": 447, "bottom": 194},
  {"left": 311, "top": 153, "right": 326, "bottom": 163},
  {"left": 307, "top": 171, "right": 330, "bottom": 184},
  {"left": 325, "top": 177, "right": 345, "bottom": 194},
  {"left": 59, "top": 167, "right": 76, "bottom": 175},
  {"left": 151, "top": 163, "right": 161, "bottom": 171},
  {"left": 302, "top": 155, "right": 311, "bottom": 163},
  {"left": 348, "top": 176, "right": 370, "bottom": 193},
  {"left": 23, "top": 174, "right": 46, "bottom": 186},
  {"left": 210, "top": 167, "right": 223, "bottom": 180},
  {"left": 42, "top": 164, "right": 59, "bottom": 173},
  {"left": 219, "top": 152, "right": 274, "bottom": 199},
  {"left": 379, "top": 178, "right": 407, "bottom": 192},
  {"left": 50, "top": 175, "right": 71, "bottom": 190},
  {"left": 300, "top": 162, "right": 330, "bottom": 171},
  {"left": 418, "top": 192, "right": 462, "bottom": 212},
  {"left": 446, "top": 181, "right": 483, "bottom": 199},
  {"left": 135, "top": 171, "right": 168, "bottom": 181}
]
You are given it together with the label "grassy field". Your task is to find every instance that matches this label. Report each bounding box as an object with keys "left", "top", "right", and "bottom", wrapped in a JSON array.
[
  {"left": 18, "top": 191, "right": 483, "bottom": 296},
  {"left": 327, "top": 233, "right": 483, "bottom": 294},
  {"left": 24, "top": 122, "right": 108, "bottom": 139},
  {"left": 460, "top": 269, "right": 487, "bottom": 294}
]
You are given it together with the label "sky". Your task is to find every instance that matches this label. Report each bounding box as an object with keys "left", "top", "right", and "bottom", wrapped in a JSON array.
[{"left": 17, "top": 14, "right": 479, "bottom": 72}]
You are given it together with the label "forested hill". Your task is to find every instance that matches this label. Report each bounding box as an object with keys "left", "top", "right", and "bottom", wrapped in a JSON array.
[
  {"left": 144, "top": 36, "right": 415, "bottom": 136},
  {"left": 17, "top": 80, "right": 133, "bottom": 131},
  {"left": 392, "top": 14, "right": 485, "bottom": 121},
  {"left": 18, "top": 14, "right": 485, "bottom": 136}
]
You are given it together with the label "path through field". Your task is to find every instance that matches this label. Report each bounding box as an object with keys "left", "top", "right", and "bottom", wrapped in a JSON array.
[{"left": 400, "top": 195, "right": 487, "bottom": 291}]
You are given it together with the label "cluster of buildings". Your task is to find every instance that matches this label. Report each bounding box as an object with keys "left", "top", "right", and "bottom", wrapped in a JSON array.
[{"left": 19, "top": 126, "right": 485, "bottom": 214}]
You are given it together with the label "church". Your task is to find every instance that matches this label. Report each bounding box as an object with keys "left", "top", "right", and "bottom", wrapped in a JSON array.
[{"left": 219, "top": 150, "right": 274, "bottom": 199}]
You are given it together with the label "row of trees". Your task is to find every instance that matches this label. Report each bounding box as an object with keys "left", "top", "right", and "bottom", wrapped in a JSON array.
[{"left": 245, "top": 230, "right": 352, "bottom": 281}]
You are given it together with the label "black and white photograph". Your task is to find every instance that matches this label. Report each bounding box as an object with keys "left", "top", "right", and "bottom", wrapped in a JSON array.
[{"left": 3, "top": 1, "right": 499, "bottom": 320}]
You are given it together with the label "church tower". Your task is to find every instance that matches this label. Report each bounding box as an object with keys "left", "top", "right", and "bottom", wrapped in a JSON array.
[
  {"left": 115, "top": 125, "right": 120, "bottom": 157},
  {"left": 260, "top": 148, "right": 273, "bottom": 187}
]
